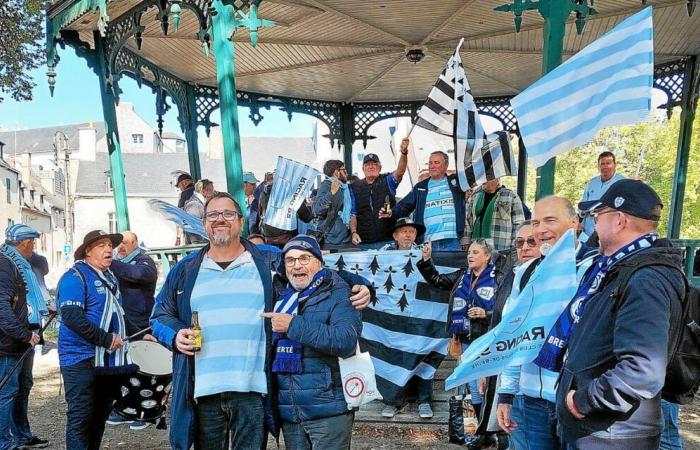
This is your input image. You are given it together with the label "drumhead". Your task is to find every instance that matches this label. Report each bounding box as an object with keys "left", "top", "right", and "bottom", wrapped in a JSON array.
[{"left": 128, "top": 341, "right": 173, "bottom": 376}]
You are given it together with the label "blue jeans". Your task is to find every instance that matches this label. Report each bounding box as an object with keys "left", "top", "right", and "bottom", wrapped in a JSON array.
[
  {"left": 282, "top": 412, "right": 354, "bottom": 450},
  {"left": 660, "top": 399, "right": 683, "bottom": 449},
  {"left": 520, "top": 396, "right": 560, "bottom": 450},
  {"left": 430, "top": 238, "right": 462, "bottom": 251},
  {"left": 509, "top": 395, "right": 528, "bottom": 450},
  {"left": 62, "top": 359, "right": 121, "bottom": 450},
  {"left": 457, "top": 379, "right": 483, "bottom": 405},
  {"left": 0, "top": 355, "right": 21, "bottom": 450},
  {"left": 195, "top": 391, "right": 265, "bottom": 450},
  {"left": 563, "top": 435, "right": 660, "bottom": 450}
]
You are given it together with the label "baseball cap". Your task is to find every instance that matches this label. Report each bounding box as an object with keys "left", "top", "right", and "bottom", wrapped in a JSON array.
[
  {"left": 242, "top": 172, "right": 259, "bottom": 184},
  {"left": 578, "top": 179, "right": 663, "bottom": 221},
  {"left": 176, "top": 173, "right": 193, "bottom": 185},
  {"left": 363, "top": 154, "right": 380, "bottom": 164}
]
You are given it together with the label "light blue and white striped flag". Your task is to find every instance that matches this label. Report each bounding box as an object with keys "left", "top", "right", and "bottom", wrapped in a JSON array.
[
  {"left": 445, "top": 230, "right": 578, "bottom": 389},
  {"left": 511, "top": 7, "right": 654, "bottom": 168},
  {"left": 263, "top": 156, "right": 320, "bottom": 231}
]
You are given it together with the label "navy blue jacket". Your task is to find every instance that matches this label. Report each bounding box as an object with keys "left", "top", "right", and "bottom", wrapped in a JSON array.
[
  {"left": 273, "top": 270, "right": 361, "bottom": 423},
  {"left": 0, "top": 256, "right": 32, "bottom": 355},
  {"left": 558, "top": 241, "right": 685, "bottom": 443},
  {"left": 312, "top": 179, "right": 351, "bottom": 246},
  {"left": 151, "top": 241, "right": 372, "bottom": 449},
  {"left": 392, "top": 174, "right": 465, "bottom": 240},
  {"left": 111, "top": 253, "right": 157, "bottom": 336}
]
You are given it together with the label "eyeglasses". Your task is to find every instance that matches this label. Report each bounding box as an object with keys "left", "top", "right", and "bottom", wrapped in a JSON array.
[
  {"left": 284, "top": 254, "right": 313, "bottom": 267},
  {"left": 515, "top": 237, "right": 537, "bottom": 249},
  {"left": 590, "top": 209, "right": 618, "bottom": 223},
  {"left": 205, "top": 210, "right": 241, "bottom": 222}
]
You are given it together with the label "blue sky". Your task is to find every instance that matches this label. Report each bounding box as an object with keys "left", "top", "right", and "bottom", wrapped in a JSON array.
[{"left": 0, "top": 48, "right": 316, "bottom": 137}]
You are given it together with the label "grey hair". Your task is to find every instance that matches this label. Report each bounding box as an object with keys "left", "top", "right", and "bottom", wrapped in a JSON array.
[
  {"left": 430, "top": 151, "right": 449, "bottom": 166},
  {"left": 514, "top": 220, "right": 533, "bottom": 237},
  {"left": 537, "top": 195, "right": 577, "bottom": 219},
  {"left": 470, "top": 238, "right": 494, "bottom": 255}
]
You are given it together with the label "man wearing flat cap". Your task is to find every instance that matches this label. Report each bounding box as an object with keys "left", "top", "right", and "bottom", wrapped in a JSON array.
[
  {"left": 56, "top": 230, "right": 132, "bottom": 450},
  {"left": 0, "top": 224, "right": 50, "bottom": 449},
  {"left": 535, "top": 180, "right": 685, "bottom": 450},
  {"left": 349, "top": 138, "right": 410, "bottom": 249}
]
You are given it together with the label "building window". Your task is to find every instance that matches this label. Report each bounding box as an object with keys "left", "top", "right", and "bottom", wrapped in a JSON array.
[
  {"left": 5, "top": 178, "right": 10, "bottom": 204},
  {"left": 107, "top": 212, "right": 117, "bottom": 234},
  {"left": 132, "top": 134, "right": 144, "bottom": 144},
  {"left": 106, "top": 176, "right": 113, "bottom": 193}
]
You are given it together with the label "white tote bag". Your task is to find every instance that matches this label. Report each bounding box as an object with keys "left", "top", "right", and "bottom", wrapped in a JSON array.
[{"left": 338, "top": 343, "right": 382, "bottom": 409}]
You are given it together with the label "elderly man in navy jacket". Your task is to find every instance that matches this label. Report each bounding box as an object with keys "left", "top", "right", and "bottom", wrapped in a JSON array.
[{"left": 263, "top": 236, "right": 361, "bottom": 449}]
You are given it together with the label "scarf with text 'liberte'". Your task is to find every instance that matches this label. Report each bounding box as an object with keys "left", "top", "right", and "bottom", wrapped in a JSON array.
[
  {"left": 271, "top": 269, "right": 327, "bottom": 374},
  {"left": 449, "top": 263, "right": 496, "bottom": 335}
]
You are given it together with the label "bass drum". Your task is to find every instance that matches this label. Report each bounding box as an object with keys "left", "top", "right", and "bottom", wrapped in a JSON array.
[{"left": 114, "top": 340, "right": 173, "bottom": 422}]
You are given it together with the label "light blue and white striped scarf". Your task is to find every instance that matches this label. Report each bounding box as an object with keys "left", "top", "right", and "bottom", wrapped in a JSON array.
[{"left": 0, "top": 244, "right": 48, "bottom": 324}]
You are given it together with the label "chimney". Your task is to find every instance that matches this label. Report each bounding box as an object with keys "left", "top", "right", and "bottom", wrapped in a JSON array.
[{"left": 78, "top": 126, "right": 97, "bottom": 161}]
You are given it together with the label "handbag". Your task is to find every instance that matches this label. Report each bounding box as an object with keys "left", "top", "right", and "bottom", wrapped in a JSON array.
[
  {"left": 448, "top": 335, "right": 463, "bottom": 358},
  {"left": 338, "top": 343, "right": 382, "bottom": 408}
]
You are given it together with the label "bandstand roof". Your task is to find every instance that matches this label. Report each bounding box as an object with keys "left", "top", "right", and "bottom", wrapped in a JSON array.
[{"left": 48, "top": 0, "right": 700, "bottom": 104}]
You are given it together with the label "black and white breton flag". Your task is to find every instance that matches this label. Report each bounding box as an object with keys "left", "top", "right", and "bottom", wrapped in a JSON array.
[
  {"left": 324, "top": 250, "right": 463, "bottom": 405},
  {"left": 415, "top": 39, "right": 517, "bottom": 190}
]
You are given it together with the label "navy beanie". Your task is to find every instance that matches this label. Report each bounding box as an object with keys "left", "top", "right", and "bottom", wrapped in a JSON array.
[{"left": 282, "top": 235, "right": 323, "bottom": 263}]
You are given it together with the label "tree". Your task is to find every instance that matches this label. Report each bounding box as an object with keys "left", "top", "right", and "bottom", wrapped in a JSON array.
[{"left": 0, "top": 0, "right": 44, "bottom": 102}]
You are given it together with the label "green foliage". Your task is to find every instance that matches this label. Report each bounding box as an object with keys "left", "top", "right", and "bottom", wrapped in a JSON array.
[
  {"left": 0, "top": 0, "right": 45, "bottom": 102},
  {"left": 502, "top": 109, "right": 700, "bottom": 238}
]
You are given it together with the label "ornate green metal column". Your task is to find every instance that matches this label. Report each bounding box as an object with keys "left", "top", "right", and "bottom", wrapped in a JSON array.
[
  {"left": 496, "top": 0, "right": 597, "bottom": 199},
  {"left": 668, "top": 56, "right": 699, "bottom": 238},
  {"left": 94, "top": 31, "right": 130, "bottom": 231},
  {"left": 340, "top": 103, "right": 354, "bottom": 174},
  {"left": 185, "top": 83, "right": 202, "bottom": 181},
  {"left": 210, "top": 0, "right": 272, "bottom": 220}
]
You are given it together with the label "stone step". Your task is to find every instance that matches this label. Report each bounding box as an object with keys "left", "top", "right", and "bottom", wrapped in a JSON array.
[{"left": 355, "top": 401, "right": 449, "bottom": 425}]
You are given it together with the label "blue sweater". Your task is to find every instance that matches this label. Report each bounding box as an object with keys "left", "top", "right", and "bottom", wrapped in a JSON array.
[{"left": 110, "top": 253, "right": 157, "bottom": 336}]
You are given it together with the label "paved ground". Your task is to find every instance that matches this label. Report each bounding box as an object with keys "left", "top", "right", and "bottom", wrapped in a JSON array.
[{"left": 26, "top": 347, "right": 700, "bottom": 449}]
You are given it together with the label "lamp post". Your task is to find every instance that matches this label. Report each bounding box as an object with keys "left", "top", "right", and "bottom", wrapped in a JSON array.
[{"left": 53, "top": 131, "right": 73, "bottom": 252}]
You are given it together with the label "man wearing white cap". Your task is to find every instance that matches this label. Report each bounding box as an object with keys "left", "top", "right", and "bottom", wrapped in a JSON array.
[{"left": 0, "top": 224, "right": 49, "bottom": 449}]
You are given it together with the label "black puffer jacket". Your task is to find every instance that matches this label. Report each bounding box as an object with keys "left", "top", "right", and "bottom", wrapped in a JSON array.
[{"left": 0, "top": 256, "right": 32, "bottom": 355}]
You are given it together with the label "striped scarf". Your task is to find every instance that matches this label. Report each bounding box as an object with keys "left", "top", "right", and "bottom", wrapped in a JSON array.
[
  {"left": 272, "top": 269, "right": 326, "bottom": 374},
  {"left": 534, "top": 233, "right": 658, "bottom": 372},
  {"left": 0, "top": 244, "right": 47, "bottom": 324},
  {"left": 75, "top": 262, "right": 133, "bottom": 374},
  {"left": 449, "top": 263, "right": 496, "bottom": 335}
]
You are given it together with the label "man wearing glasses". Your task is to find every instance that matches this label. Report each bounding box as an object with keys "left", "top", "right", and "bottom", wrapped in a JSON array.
[
  {"left": 262, "top": 236, "right": 361, "bottom": 449},
  {"left": 312, "top": 160, "right": 352, "bottom": 249},
  {"left": 151, "top": 192, "right": 374, "bottom": 450}
]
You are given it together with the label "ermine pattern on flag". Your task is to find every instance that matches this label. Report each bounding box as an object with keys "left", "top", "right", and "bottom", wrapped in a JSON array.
[
  {"left": 264, "top": 156, "right": 320, "bottom": 231},
  {"left": 414, "top": 40, "right": 516, "bottom": 190},
  {"left": 324, "top": 250, "right": 463, "bottom": 404},
  {"left": 511, "top": 7, "right": 654, "bottom": 168}
]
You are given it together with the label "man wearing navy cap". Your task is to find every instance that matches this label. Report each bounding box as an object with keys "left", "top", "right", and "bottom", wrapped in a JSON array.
[
  {"left": 0, "top": 224, "right": 49, "bottom": 449},
  {"left": 536, "top": 180, "right": 685, "bottom": 450},
  {"left": 349, "top": 139, "right": 409, "bottom": 249}
]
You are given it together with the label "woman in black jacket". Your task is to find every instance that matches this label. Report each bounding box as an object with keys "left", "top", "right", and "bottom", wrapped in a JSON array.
[{"left": 417, "top": 238, "right": 497, "bottom": 446}]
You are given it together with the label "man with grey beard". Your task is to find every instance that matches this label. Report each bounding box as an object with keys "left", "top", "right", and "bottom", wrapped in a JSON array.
[{"left": 151, "top": 192, "right": 374, "bottom": 449}]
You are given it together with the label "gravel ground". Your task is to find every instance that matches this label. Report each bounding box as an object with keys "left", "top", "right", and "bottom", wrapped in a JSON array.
[{"left": 25, "top": 347, "right": 700, "bottom": 449}]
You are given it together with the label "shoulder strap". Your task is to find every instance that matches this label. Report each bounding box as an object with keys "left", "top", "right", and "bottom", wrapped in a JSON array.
[{"left": 608, "top": 254, "right": 685, "bottom": 314}]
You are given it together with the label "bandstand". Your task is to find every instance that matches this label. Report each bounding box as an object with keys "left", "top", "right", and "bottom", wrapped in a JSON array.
[{"left": 44, "top": 0, "right": 699, "bottom": 238}]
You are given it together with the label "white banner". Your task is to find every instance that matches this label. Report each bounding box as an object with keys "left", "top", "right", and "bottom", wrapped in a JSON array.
[{"left": 263, "top": 156, "right": 320, "bottom": 231}]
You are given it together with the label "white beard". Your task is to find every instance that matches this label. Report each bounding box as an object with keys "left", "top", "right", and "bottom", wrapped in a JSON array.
[{"left": 540, "top": 242, "right": 553, "bottom": 256}]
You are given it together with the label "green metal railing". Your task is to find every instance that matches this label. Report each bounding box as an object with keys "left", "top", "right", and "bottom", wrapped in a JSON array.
[{"left": 146, "top": 240, "right": 700, "bottom": 288}]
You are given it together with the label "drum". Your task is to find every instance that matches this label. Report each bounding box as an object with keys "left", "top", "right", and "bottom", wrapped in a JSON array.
[{"left": 114, "top": 340, "right": 173, "bottom": 422}]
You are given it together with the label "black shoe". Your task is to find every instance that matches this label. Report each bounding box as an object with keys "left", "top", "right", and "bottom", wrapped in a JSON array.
[
  {"left": 465, "top": 433, "right": 496, "bottom": 450},
  {"left": 19, "top": 436, "right": 50, "bottom": 449},
  {"left": 495, "top": 432, "right": 510, "bottom": 450}
]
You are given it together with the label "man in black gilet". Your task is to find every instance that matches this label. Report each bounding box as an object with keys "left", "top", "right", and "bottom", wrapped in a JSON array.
[{"left": 349, "top": 138, "right": 409, "bottom": 249}]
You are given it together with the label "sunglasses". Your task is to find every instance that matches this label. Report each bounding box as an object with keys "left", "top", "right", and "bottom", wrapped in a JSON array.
[{"left": 515, "top": 237, "right": 537, "bottom": 249}]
